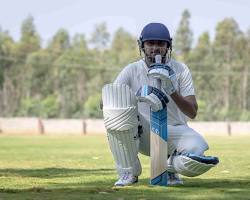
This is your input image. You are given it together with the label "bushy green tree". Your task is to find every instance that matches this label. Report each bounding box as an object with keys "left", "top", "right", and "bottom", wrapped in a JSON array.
[
  {"left": 89, "top": 22, "right": 110, "bottom": 50},
  {"left": 174, "top": 9, "right": 193, "bottom": 61},
  {"left": 83, "top": 93, "right": 102, "bottom": 118},
  {"left": 47, "top": 28, "right": 70, "bottom": 58},
  {"left": 18, "top": 15, "right": 41, "bottom": 59},
  {"left": 18, "top": 95, "right": 59, "bottom": 118},
  {"left": 111, "top": 27, "right": 139, "bottom": 66},
  {"left": 0, "top": 29, "right": 16, "bottom": 88}
]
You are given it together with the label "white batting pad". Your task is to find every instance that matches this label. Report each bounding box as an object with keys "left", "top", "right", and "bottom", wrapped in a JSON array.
[
  {"left": 102, "top": 84, "right": 141, "bottom": 176},
  {"left": 172, "top": 155, "right": 216, "bottom": 177},
  {"left": 102, "top": 84, "right": 138, "bottom": 131}
]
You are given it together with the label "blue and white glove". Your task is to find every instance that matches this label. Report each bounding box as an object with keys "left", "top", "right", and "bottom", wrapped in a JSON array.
[
  {"left": 136, "top": 85, "right": 169, "bottom": 112},
  {"left": 148, "top": 64, "right": 178, "bottom": 95}
]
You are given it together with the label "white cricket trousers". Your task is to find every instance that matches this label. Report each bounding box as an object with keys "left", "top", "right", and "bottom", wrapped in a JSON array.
[{"left": 138, "top": 114, "right": 209, "bottom": 156}]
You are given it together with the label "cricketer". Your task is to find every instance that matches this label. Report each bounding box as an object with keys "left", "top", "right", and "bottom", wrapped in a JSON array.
[{"left": 102, "top": 23, "right": 219, "bottom": 186}]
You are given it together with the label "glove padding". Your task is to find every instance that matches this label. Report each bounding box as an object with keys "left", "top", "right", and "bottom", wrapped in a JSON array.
[
  {"left": 136, "top": 85, "right": 169, "bottom": 112},
  {"left": 148, "top": 64, "right": 178, "bottom": 95}
]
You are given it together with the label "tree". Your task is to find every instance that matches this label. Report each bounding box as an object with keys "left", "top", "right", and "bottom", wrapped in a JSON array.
[
  {"left": 13, "top": 16, "right": 42, "bottom": 114},
  {"left": 0, "top": 28, "right": 21, "bottom": 116},
  {"left": 187, "top": 32, "right": 216, "bottom": 120},
  {"left": 110, "top": 27, "right": 139, "bottom": 66},
  {"left": 52, "top": 34, "right": 90, "bottom": 118},
  {"left": 47, "top": 29, "right": 70, "bottom": 58},
  {"left": 89, "top": 22, "right": 110, "bottom": 50},
  {"left": 239, "top": 29, "right": 250, "bottom": 117},
  {"left": 18, "top": 15, "right": 41, "bottom": 59},
  {"left": 0, "top": 29, "right": 16, "bottom": 88},
  {"left": 24, "top": 50, "right": 54, "bottom": 98},
  {"left": 72, "top": 34, "right": 87, "bottom": 51},
  {"left": 189, "top": 32, "right": 211, "bottom": 69},
  {"left": 83, "top": 93, "right": 102, "bottom": 118},
  {"left": 213, "top": 18, "right": 242, "bottom": 118},
  {"left": 174, "top": 9, "right": 193, "bottom": 61}
]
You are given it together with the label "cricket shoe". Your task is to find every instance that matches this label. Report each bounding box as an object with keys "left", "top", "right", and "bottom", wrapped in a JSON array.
[
  {"left": 167, "top": 172, "right": 183, "bottom": 186},
  {"left": 114, "top": 172, "right": 138, "bottom": 186}
]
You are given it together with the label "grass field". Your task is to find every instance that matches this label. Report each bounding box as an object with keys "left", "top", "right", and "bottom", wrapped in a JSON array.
[{"left": 0, "top": 135, "right": 250, "bottom": 200}]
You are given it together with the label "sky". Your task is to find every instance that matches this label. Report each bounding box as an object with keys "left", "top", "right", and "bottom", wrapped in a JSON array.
[{"left": 0, "top": 0, "right": 250, "bottom": 45}]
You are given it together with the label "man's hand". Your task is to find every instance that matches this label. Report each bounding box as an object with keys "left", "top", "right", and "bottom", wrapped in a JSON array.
[
  {"left": 136, "top": 85, "right": 169, "bottom": 112},
  {"left": 148, "top": 65, "right": 178, "bottom": 95}
]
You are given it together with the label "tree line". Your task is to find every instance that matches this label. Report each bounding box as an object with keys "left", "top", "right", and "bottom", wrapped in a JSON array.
[{"left": 1, "top": 10, "right": 250, "bottom": 121}]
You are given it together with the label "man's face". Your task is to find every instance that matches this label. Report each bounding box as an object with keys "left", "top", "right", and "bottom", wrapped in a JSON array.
[{"left": 143, "top": 40, "right": 168, "bottom": 63}]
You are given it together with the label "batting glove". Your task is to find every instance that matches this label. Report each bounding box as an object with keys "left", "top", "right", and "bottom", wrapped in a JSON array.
[
  {"left": 148, "top": 64, "right": 178, "bottom": 95},
  {"left": 136, "top": 85, "right": 169, "bottom": 112}
]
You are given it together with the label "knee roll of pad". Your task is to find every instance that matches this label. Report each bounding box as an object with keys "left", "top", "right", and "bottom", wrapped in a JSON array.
[
  {"left": 172, "top": 154, "right": 217, "bottom": 177},
  {"left": 102, "top": 84, "right": 138, "bottom": 131}
]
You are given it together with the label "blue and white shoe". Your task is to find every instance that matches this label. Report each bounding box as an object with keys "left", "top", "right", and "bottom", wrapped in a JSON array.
[
  {"left": 167, "top": 172, "right": 183, "bottom": 186},
  {"left": 114, "top": 172, "right": 138, "bottom": 186}
]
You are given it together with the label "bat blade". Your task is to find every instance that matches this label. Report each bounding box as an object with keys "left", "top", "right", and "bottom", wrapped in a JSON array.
[{"left": 150, "top": 108, "right": 168, "bottom": 186}]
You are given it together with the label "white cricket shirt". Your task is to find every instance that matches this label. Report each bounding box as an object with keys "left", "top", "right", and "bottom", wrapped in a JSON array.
[{"left": 114, "top": 59, "right": 195, "bottom": 125}]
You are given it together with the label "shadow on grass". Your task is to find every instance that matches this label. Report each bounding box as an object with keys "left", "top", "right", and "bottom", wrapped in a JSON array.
[
  {"left": 1, "top": 179, "right": 250, "bottom": 200},
  {"left": 0, "top": 168, "right": 250, "bottom": 199}
]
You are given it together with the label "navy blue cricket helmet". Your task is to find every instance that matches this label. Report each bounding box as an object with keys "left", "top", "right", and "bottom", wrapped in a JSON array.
[{"left": 139, "top": 23, "right": 172, "bottom": 48}]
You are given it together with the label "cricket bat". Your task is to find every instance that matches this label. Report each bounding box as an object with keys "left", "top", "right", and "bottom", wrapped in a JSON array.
[{"left": 150, "top": 55, "right": 168, "bottom": 186}]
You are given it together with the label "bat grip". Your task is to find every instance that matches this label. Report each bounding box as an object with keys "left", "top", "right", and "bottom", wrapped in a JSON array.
[{"left": 156, "top": 79, "right": 161, "bottom": 90}]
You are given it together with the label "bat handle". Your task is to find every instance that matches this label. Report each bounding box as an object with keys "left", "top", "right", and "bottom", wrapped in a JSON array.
[
  {"left": 154, "top": 54, "right": 162, "bottom": 90},
  {"left": 156, "top": 79, "right": 161, "bottom": 90}
]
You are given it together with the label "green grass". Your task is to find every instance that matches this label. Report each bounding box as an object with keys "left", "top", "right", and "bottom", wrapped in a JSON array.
[{"left": 0, "top": 135, "right": 250, "bottom": 200}]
